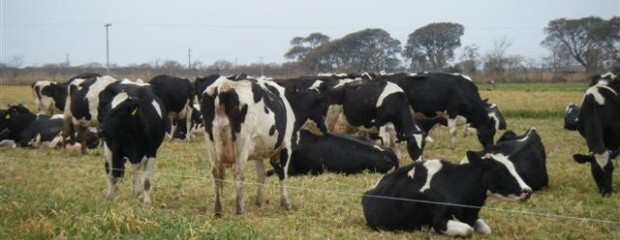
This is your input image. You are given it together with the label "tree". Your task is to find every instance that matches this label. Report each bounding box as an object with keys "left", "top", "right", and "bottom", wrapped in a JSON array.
[
  {"left": 483, "top": 36, "right": 512, "bottom": 75},
  {"left": 542, "top": 16, "right": 616, "bottom": 72},
  {"left": 284, "top": 33, "right": 330, "bottom": 61},
  {"left": 459, "top": 44, "right": 481, "bottom": 74},
  {"left": 404, "top": 22, "right": 464, "bottom": 71}
]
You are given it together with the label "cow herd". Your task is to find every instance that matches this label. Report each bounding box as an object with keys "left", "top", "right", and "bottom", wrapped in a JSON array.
[{"left": 1, "top": 71, "right": 618, "bottom": 237}]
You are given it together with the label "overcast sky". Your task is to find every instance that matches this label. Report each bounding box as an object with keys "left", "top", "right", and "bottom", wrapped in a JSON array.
[{"left": 1, "top": 0, "right": 618, "bottom": 67}]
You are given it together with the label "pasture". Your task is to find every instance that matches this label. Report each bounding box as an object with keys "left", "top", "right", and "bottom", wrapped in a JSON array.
[{"left": 1, "top": 83, "right": 620, "bottom": 239}]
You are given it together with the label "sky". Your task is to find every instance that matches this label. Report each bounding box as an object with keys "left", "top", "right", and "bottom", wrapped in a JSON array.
[{"left": 1, "top": 0, "right": 618, "bottom": 67}]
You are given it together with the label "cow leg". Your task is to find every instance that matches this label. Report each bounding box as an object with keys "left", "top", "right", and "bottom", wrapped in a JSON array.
[
  {"left": 76, "top": 125, "right": 88, "bottom": 154},
  {"left": 448, "top": 118, "right": 458, "bottom": 149},
  {"left": 234, "top": 149, "right": 248, "bottom": 215},
  {"left": 432, "top": 212, "right": 473, "bottom": 237},
  {"left": 132, "top": 158, "right": 146, "bottom": 195},
  {"left": 185, "top": 105, "right": 193, "bottom": 141},
  {"left": 142, "top": 157, "right": 156, "bottom": 205},
  {"left": 255, "top": 160, "right": 266, "bottom": 206},
  {"left": 212, "top": 162, "right": 225, "bottom": 218},
  {"left": 103, "top": 143, "right": 118, "bottom": 200},
  {"left": 474, "top": 218, "right": 491, "bottom": 235},
  {"left": 279, "top": 148, "right": 292, "bottom": 210}
]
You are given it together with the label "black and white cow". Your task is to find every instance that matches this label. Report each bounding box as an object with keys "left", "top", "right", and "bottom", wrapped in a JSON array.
[
  {"left": 63, "top": 75, "right": 119, "bottom": 153},
  {"left": 195, "top": 75, "right": 221, "bottom": 98},
  {"left": 98, "top": 83, "right": 168, "bottom": 205},
  {"left": 172, "top": 103, "right": 204, "bottom": 139},
  {"left": 564, "top": 103, "right": 580, "bottom": 131},
  {"left": 31, "top": 73, "right": 102, "bottom": 115},
  {"left": 0, "top": 104, "right": 98, "bottom": 149},
  {"left": 269, "top": 129, "right": 398, "bottom": 176},
  {"left": 325, "top": 79, "right": 425, "bottom": 161},
  {"left": 362, "top": 151, "right": 532, "bottom": 237},
  {"left": 572, "top": 76, "right": 620, "bottom": 196},
  {"left": 463, "top": 128, "right": 548, "bottom": 191},
  {"left": 200, "top": 75, "right": 327, "bottom": 217},
  {"left": 382, "top": 72, "right": 499, "bottom": 149},
  {"left": 148, "top": 75, "right": 195, "bottom": 140}
]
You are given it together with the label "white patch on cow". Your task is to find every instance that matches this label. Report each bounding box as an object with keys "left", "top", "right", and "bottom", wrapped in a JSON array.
[
  {"left": 419, "top": 160, "right": 443, "bottom": 192},
  {"left": 205, "top": 76, "right": 230, "bottom": 96},
  {"left": 594, "top": 151, "right": 610, "bottom": 169},
  {"left": 335, "top": 73, "right": 348, "bottom": 77},
  {"left": 376, "top": 82, "right": 403, "bottom": 108},
  {"left": 413, "top": 133, "right": 423, "bottom": 151},
  {"left": 308, "top": 80, "right": 324, "bottom": 90},
  {"left": 151, "top": 100, "right": 163, "bottom": 118},
  {"left": 372, "top": 145, "right": 384, "bottom": 151},
  {"left": 121, "top": 79, "right": 150, "bottom": 86},
  {"left": 333, "top": 79, "right": 356, "bottom": 89},
  {"left": 85, "top": 76, "right": 118, "bottom": 123},
  {"left": 443, "top": 220, "right": 474, "bottom": 237},
  {"left": 50, "top": 114, "right": 63, "bottom": 119},
  {"left": 407, "top": 166, "right": 416, "bottom": 179},
  {"left": 33, "top": 80, "right": 57, "bottom": 114},
  {"left": 584, "top": 81, "right": 618, "bottom": 105},
  {"left": 486, "top": 153, "right": 531, "bottom": 192},
  {"left": 601, "top": 72, "right": 617, "bottom": 80},
  {"left": 0, "top": 139, "right": 16, "bottom": 148},
  {"left": 407, "top": 72, "right": 418, "bottom": 77},
  {"left": 474, "top": 218, "right": 492, "bottom": 235},
  {"left": 317, "top": 72, "right": 332, "bottom": 77},
  {"left": 111, "top": 92, "right": 129, "bottom": 109},
  {"left": 488, "top": 111, "right": 500, "bottom": 131},
  {"left": 565, "top": 103, "right": 574, "bottom": 113}
]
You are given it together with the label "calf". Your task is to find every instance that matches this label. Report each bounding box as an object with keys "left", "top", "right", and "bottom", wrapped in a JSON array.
[
  {"left": 572, "top": 76, "right": 620, "bottom": 196},
  {"left": 563, "top": 103, "right": 580, "bottom": 131},
  {"left": 149, "top": 75, "right": 195, "bottom": 140},
  {"left": 326, "top": 79, "right": 425, "bottom": 161},
  {"left": 201, "top": 75, "right": 326, "bottom": 217},
  {"left": 98, "top": 84, "right": 167, "bottom": 204},
  {"left": 463, "top": 128, "right": 548, "bottom": 191},
  {"left": 271, "top": 129, "right": 398, "bottom": 176},
  {"left": 362, "top": 151, "right": 532, "bottom": 237}
]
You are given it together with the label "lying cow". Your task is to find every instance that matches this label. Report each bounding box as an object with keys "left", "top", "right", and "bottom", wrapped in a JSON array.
[
  {"left": 572, "top": 74, "right": 620, "bottom": 196},
  {"left": 201, "top": 75, "right": 327, "bottom": 217},
  {"left": 462, "top": 128, "right": 548, "bottom": 191},
  {"left": 267, "top": 130, "right": 398, "bottom": 176},
  {"left": 362, "top": 151, "right": 532, "bottom": 237},
  {"left": 98, "top": 83, "right": 168, "bottom": 205}
]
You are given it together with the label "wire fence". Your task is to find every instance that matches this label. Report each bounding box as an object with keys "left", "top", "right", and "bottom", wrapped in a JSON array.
[{"left": 2, "top": 153, "right": 620, "bottom": 226}]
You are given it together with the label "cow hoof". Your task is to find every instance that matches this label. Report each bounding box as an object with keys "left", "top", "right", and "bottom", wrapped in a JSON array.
[
  {"left": 281, "top": 201, "right": 292, "bottom": 211},
  {"left": 214, "top": 212, "right": 223, "bottom": 218}
]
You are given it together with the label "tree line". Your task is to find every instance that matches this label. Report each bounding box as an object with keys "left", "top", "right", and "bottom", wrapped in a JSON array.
[{"left": 1, "top": 16, "right": 618, "bottom": 85}]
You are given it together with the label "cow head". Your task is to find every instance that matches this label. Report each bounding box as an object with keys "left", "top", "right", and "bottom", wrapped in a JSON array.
[
  {"left": 563, "top": 103, "right": 580, "bottom": 131},
  {"left": 466, "top": 151, "right": 532, "bottom": 202},
  {"left": 483, "top": 100, "right": 506, "bottom": 130},
  {"left": 475, "top": 121, "right": 496, "bottom": 148},
  {"left": 573, "top": 150, "right": 620, "bottom": 197},
  {"left": 405, "top": 131, "right": 427, "bottom": 162},
  {"left": 286, "top": 88, "right": 328, "bottom": 134}
]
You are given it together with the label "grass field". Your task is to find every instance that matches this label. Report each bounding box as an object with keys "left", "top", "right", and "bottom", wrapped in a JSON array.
[{"left": 2, "top": 83, "right": 620, "bottom": 239}]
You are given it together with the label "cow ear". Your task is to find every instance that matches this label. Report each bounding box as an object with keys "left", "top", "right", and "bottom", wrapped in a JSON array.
[{"left": 573, "top": 154, "right": 593, "bottom": 164}]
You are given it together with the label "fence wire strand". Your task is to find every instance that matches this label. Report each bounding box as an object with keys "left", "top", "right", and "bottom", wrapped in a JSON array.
[{"left": 1, "top": 153, "right": 620, "bottom": 226}]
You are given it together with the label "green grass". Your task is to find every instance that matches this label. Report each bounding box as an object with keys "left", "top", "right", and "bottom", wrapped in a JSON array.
[
  {"left": 2, "top": 85, "right": 620, "bottom": 239},
  {"left": 476, "top": 82, "right": 589, "bottom": 92}
]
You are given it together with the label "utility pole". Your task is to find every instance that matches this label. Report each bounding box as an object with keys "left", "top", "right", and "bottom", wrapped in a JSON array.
[
  {"left": 188, "top": 48, "right": 192, "bottom": 69},
  {"left": 65, "top": 53, "right": 70, "bottom": 66},
  {"left": 259, "top": 56, "right": 264, "bottom": 76},
  {"left": 104, "top": 23, "right": 112, "bottom": 74}
]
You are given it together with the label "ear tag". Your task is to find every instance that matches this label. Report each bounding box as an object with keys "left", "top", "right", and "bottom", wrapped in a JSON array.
[{"left": 131, "top": 107, "right": 138, "bottom": 115}]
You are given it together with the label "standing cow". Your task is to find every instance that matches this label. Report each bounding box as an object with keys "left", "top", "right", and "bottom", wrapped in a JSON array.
[
  {"left": 98, "top": 82, "right": 167, "bottom": 205},
  {"left": 149, "top": 75, "right": 195, "bottom": 140},
  {"left": 572, "top": 75, "right": 620, "bottom": 196},
  {"left": 32, "top": 73, "right": 102, "bottom": 115},
  {"left": 200, "top": 75, "right": 327, "bottom": 217},
  {"left": 383, "top": 72, "right": 500, "bottom": 149}
]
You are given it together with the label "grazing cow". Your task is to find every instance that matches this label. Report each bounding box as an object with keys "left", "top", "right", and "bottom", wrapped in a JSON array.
[
  {"left": 588, "top": 72, "right": 617, "bottom": 87},
  {"left": 362, "top": 151, "right": 532, "bottom": 237},
  {"left": 564, "top": 103, "right": 580, "bottom": 131},
  {"left": 149, "top": 75, "right": 195, "bottom": 140},
  {"left": 98, "top": 83, "right": 167, "bottom": 205},
  {"left": 463, "top": 128, "right": 548, "bottom": 191},
  {"left": 63, "top": 75, "right": 119, "bottom": 153},
  {"left": 572, "top": 76, "right": 620, "bottom": 196},
  {"left": 31, "top": 73, "right": 102, "bottom": 115},
  {"left": 382, "top": 72, "right": 498, "bottom": 149},
  {"left": 172, "top": 103, "right": 204, "bottom": 139},
  {"left": 268, "top": 129, "right": 398, "bottom": 176},
  {"left": 325, "top": 79, "right": 425, "bottom": 161},
  {"left": 200, "top": 75, "right": 327, "bottom": 217}
]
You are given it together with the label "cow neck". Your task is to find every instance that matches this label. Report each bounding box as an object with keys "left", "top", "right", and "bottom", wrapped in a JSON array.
[{"left": 454, "top": 164, "right": 488, "bottom": 203}]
